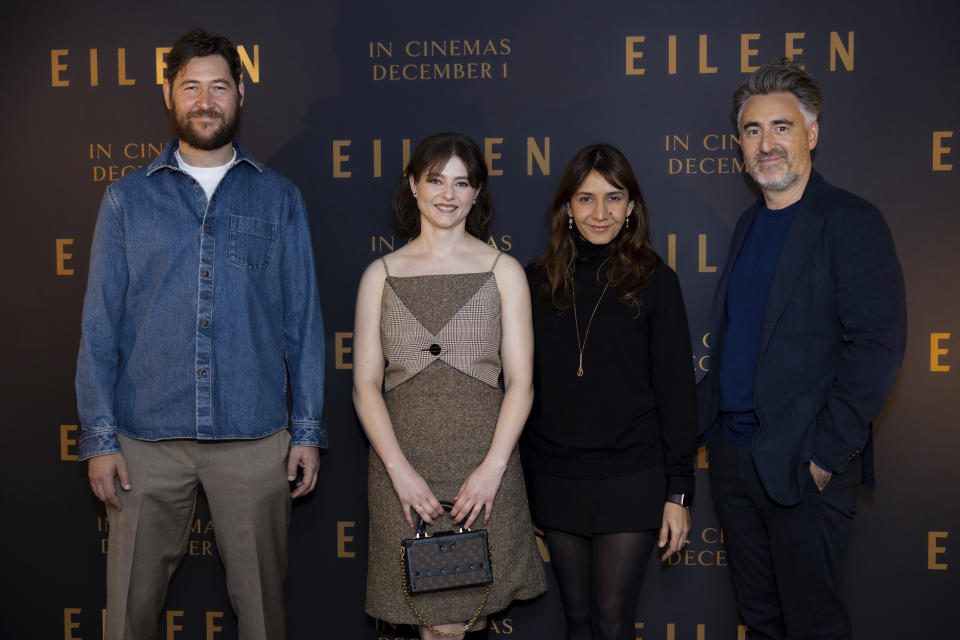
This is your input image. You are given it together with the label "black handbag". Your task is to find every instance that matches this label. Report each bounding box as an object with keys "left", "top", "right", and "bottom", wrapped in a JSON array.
[{"left": 400, "top": 500, "right": 493, "bottom": 637}]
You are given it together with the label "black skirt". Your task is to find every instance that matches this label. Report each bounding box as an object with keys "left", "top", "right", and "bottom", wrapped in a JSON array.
[{"left": 526, "top": 464, "right": 666, "bottom": 536}]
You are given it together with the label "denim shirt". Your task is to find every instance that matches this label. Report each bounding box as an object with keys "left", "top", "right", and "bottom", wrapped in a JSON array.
[{"left": 75, "top": 141, "right": 326, "bottom": 460}]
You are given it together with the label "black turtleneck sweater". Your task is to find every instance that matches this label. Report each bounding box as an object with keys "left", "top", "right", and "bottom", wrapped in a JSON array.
[{"left": 524, "top": 240, "right": 697, "bottom": 496}]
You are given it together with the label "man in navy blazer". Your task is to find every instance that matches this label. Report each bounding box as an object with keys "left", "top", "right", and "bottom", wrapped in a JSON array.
[{"left": 698, "top": 59, "right": 906, "bottom": 639}]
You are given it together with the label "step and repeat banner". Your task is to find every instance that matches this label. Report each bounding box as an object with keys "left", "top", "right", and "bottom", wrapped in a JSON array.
[{"left": 2, "top": 1, "right": 957, "bottom": 638}]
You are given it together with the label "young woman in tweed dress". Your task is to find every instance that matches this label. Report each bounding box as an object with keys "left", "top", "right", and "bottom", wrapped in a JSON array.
[{"left": 352, "top": 132, "right": 546, "bottom": 639}]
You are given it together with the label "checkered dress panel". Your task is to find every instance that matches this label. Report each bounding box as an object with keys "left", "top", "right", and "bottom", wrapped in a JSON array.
[{"left": 382, "top": 274, "right": 502, "bottom": 392}]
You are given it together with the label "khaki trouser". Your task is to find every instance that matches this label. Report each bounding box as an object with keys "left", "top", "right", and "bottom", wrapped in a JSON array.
[{"left": 104, "top": 431, "right": 292, "bottom": 640}]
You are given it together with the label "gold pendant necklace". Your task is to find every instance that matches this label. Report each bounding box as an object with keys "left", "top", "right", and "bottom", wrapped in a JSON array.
[{"left": 572, "top": 281, "right": 610, "bottom": 377}]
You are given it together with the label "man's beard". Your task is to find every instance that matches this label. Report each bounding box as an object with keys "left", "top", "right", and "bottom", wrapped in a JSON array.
[
  {"left": 749, "top": 150, "right": 801, "bottom": 192},
  {"left": 169, "top": 100, "right": 241, "bottom": 151}
]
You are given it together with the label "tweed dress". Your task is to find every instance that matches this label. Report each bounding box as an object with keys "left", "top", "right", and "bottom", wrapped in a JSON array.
[{"left": 365, "top": 255, "right": 547, "bottom": 626}]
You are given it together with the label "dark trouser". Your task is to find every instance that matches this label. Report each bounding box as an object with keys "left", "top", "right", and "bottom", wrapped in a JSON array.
[{"left": 709, "top": 432, "right": 861, "bottom": 640}]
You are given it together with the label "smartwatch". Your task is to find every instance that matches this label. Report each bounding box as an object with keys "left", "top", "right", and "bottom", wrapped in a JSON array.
[{"left": 666, "top": 493, "right": 693, "bottom": 508}]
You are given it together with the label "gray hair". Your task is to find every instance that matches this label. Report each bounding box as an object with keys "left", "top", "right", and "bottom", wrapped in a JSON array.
[{"left": 733, "top": 58, "right": 822, "bottom": 127}]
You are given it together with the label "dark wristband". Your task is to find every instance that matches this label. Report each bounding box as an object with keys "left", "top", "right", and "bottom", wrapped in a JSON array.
[{"left": 666, "top": 493, "right": 693, "bottom": 508}]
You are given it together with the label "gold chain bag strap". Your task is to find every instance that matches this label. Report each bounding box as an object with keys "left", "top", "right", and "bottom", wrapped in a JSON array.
[{"left": 399, "top": 500, "right": 493, "bottom": 637}]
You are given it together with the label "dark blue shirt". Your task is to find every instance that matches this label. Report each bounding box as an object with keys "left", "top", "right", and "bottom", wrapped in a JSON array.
[{"left": 718, "top": 201, "right": 798, "bottom": 445}]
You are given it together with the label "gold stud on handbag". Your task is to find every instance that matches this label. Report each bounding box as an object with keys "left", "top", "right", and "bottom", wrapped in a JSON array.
[{"left": 400, "top": 500, "right": 493, "bottom": 637}]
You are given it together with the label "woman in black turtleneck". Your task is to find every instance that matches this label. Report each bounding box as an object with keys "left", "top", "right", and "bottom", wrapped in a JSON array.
[{"left": 523, "top": 144, "right": 698, "bottom": 640}]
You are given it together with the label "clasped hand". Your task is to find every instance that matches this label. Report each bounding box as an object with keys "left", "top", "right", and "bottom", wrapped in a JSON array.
[{"left": 390, "top": 460, "right": 504, "bottom": 530}]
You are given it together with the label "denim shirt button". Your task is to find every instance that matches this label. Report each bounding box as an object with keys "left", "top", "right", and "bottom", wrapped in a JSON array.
[
  {"left": 200, "top": 318, "right": 208, "bottom": 327},
  {"left": 205, "top": 222, "right": 213, "bottom": 232},
  {"left": 198, "top": 369, "right": 207, "bottom": 378},
  {"left": 202, "top": 269, "right": 210, "bottom": 278}
]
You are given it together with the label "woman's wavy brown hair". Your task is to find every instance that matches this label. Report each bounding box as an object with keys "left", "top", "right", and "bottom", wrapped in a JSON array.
[
  {"left": 533, "top": 143, "right": 660, "bottom": 310},
  {"left": 391, "top": 132, "right": 493, "bottom": 240}
]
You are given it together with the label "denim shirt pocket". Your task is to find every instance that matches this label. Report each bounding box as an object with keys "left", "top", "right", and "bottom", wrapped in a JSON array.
[{"left": 229, "top": 215, "right": 279, "bottom": 270}]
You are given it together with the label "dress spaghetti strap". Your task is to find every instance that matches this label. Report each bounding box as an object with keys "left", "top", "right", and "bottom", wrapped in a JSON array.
[
  {"left": 490, "top": 251, "right": 503, "bottom": 272},
  {"left": 379, "top": 256, "right": 391, "bottom": 277}
]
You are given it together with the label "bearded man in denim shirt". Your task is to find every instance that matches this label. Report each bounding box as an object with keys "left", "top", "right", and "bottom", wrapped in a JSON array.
[{"left": 75, "top": 28, "right": 325, "bottom": 640}]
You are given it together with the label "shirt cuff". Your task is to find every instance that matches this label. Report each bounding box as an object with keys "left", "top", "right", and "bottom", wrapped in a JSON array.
[
  {"left": 810, "top": 452, "right": 832, "bottom": 472},
  {"left": 290, "top": 420, "right": 328, "bottom": 448},
  {"left": 78, "top": 427, "right": 122, "bottom": 461},
  {"left": 666, "top": 474, "right": 695, "bottom": 498}
]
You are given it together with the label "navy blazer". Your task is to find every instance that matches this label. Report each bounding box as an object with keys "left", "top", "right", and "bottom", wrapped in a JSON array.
[{"left": 697, "top": 171, "right": 907, "bottom": 505}]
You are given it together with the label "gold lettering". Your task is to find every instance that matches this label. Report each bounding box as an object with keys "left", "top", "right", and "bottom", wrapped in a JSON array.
[
  {"left": 785, "top": 32, "right": 805, "bottom": 64},
  {"left": 373, "top": 139, "right": 382, "bottom": 178},
  {"left": 740, "top": 34, "right": 760, "bottom": 72},
  {"left": 60, "top": 425, "right": 78, "bottom": 461},
  {"left": 372, "top": 236, "right": 396, "bottom": 252},
  {"left": 64, "top": 608, "right": 81, "bottom": 639},
  {"left": 702, "top": 527, "right": 724, "bottom": 544},
  {"left": 698, "top": 624, "right": 707, "bottom": 640},
  {"left": 739, "top": 625, "right": 749, "bottom": 640},
  {"left": 402, "top": 139, "right": 411, "bottom": 171},
  {"left": 51, "top": 49, "right": 69, "bottom": 87},
  {"left": 668, "top": 35, "right": 677, "bottom": 75},
  {"left": 933, "top": 131, "right": 953, "bottom": 171},
  {"left": 829, "top": 31, "right": 854, "bottom": 71},
  {"left": 625, "top": 36, "right": 645, "bottom": 75},
  {"left": 206, "top": 611, "right": 224, "bottom": 639},
  {"left": 117, "top": 48, "right": 135, "bottom": 86},
  {"left": 155, "top": 47, "right": 171, "bottom": 84},
  {"left": 370, "top": 41, "right": 393, "bottom": 58},
  {"left": 166, "top": 610, "right": 184, "bottom": 639},
  {"left": 703, "top": 134, "right": 739, "bottom": 151},
  {"left": 536, "top": 534, "right": 551, "bottom": 562},
  {"left": 930, "top": 333, "right": 951, "bottom": 372},
  {"left": 484, "top": 137, "right": 504, "bottom": 176},
  {"left": 635, "top": 622, "right": 645, "bottom": 639},
  {"left": 337, "top": 521, "right": 356, "bottom": 558},
  {"left": 699, "top": 35, "right": 718, "bottom": 73},
  {"left": 667, "top": 234, "right": 677, "bottom": 270},
  {"left": 238, "top": 45, "right": 260, "bottom": 83},
  {"left": 928, "top": 531, "right": 948, "bottom": 570},
  {"left": 188, "top": 539, "right": 213, "bottom": 555},
  {"left": 698, "top": 234, "right": 717, "bottom": 272},
  {"left": 90, "top": 143, "right": 112, "bottom": 159},
  {"left": 526, "top": 137, "right": 550, "bottom": 176},
  {"left": 697, "top": 444, "right": 708, "bottom": 469},
  {"left": 667, "top": 622, "right": 676, "bottom": 640},
  {"left": 333, "top": 140, "right": 352, "bottom": 178},
  {"left": 336, "top": 332, "right": 353, "bottom": 370},
  {"left": 499, "top": 234, "right": 513, "bottom": 251},
  {"left": 57, "top": 238, "right": 75, "bottom": 276},
  {"left": 667, "top": 135, "right": 689, "bottom": 151},
  {"left": 90, "top": 48, "right": 99, "bottom": 86}
]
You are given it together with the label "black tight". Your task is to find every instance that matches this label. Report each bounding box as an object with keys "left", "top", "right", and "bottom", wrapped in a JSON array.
[{"left": 543, "top": 529, "right": 657, "bottom": 640}]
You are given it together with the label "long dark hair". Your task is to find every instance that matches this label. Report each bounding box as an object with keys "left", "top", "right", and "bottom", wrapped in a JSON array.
[
  {"left": 391, "top": 132, "right": 493, "bottom": 239},
  {"left": 533, "top": 143, "right": 660, "bottom": 310}
]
